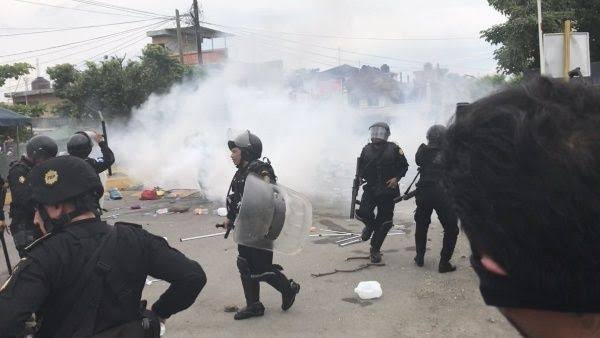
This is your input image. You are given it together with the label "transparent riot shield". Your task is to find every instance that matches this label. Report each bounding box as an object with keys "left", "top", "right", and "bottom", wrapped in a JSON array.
[{"left": 233, "top": 174, "right": 312, "bottom": 254}]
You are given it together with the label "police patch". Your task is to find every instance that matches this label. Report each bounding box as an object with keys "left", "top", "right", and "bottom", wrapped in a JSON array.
[
  {"left": 18, "top": 176, "right": 25, "bottom": 184},
  {"left": 44, "top": 170, "right": 59, "bottom": 186},
  {"left": 398, "top": 147, "right": 404, "bottom": 156}
]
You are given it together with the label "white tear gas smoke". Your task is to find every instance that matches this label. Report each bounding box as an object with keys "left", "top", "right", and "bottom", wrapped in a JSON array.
[{"left": 111, "top": 63, "right": 494, "bottom": 214}]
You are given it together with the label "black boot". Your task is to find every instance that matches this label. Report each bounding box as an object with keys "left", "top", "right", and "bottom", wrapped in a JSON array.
[
  {"left": 282, "top": 280, "right": 300, "bottom": 311},
  {"left": 361, "top": 226, "right": 374, "bottom": 241},
  {"left": 234, "top": 301, "right": 265, "bottom": 320},
  {"left": 414, "top": 254, "right": 424, "bottom": 267},
  {"left": 370, "top": 247, "right": 382, "bottom": 263},
  {"left": 438, "top": 261, "right": 457, "bottom": 273},
  {"left": 236, "top": 276, "right": 262, "bottom": 320}
]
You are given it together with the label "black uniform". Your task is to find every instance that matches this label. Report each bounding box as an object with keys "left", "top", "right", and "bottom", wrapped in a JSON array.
[
  {"left": 7, "top": 157, "right": 40, "bottom": 257},
  {"left": 226, "top": 160, "right": 295, "bottom": 310},
  {"left": 0, "top": 175, "right": 6, "bottom": 222},
  {"left": 357, "top": 141, "right": 409, "bottom": 252},
  {"left": 86, "top": 140, "right": 115, "bottom": 174},
  {"left": 414, "top": 143, "right": 459, "bottom": 264},
  {"left": 0, "top": 219, "right": 206, "bottom": 337}
]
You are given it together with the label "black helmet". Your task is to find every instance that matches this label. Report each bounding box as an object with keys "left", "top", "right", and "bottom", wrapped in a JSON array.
[
  {"left": 228, "top": 130, "right": 263, "bottom": 162},
  {"left": 29, "top": 155, "right": 104, "bottom": 206},
  {"left": 455, "top": 102, "right": 470, "bottom": 121},
  {"left": 369, "top": 122, "right": 390, "bottom": 141},
  {"left": 26, "top": 135, "right": 58, "bottom": 163},
  {"left": 67, "top": 132, "right": 93, "bottom": 159},
  {"left": 426, "top": 124, "right": 447, "bottom": 148}
]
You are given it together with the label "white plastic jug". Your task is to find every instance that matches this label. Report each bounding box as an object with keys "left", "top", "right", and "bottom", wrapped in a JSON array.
[{"left": 354, "top": 281, "right": 383, "bottom": 300}]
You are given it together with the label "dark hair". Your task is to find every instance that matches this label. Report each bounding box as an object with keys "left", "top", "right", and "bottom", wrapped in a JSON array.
[{"left": 443, "top": 77, "right": 600, "bottom": 308}]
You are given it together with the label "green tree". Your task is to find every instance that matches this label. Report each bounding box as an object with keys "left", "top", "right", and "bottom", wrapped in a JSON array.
[
  {"left": 47, "top": 45, "right": 192, "bottom": 120},
  {"left": 0, "top": 103, "right": 46, "bottom": 118},
  {"left": 482, "top": 0, "right": 599, "bottom": 75},
  {"left": 0, "top": 63, "right": 32, "bottom": 87}
]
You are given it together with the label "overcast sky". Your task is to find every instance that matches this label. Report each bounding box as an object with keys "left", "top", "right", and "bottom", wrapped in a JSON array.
[{"left": 0, "top": 0, "right": 506, "bottom": 97}]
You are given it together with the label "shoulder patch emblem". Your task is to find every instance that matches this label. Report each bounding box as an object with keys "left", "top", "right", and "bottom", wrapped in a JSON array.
[
  {"left": 398, "top": 147, "right": 404, "bottom": 156},
  {"left": 18, "top": 176, "right": 25, "bottom": 184},
  {"left": 44, "top": 170, "right": 59, "bottom": 186}
]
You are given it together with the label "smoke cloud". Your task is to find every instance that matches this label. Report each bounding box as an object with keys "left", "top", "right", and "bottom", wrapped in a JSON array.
[{"left": 111, "top": 62, "right": 494, "bottom": 213}]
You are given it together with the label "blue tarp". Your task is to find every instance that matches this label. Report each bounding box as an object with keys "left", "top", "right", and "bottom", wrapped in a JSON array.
[{"left": 0, "top": 106, "right": 31, "bottom": 127}]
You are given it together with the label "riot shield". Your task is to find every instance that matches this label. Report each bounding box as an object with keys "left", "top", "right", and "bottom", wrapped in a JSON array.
[{"left": 233, "top": 174, "right": 312, "bottom": 254}]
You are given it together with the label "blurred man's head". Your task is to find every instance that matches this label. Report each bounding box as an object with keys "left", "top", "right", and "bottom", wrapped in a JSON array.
[{"left": 443, "top": 78, "right": 600, "bottom": 337}]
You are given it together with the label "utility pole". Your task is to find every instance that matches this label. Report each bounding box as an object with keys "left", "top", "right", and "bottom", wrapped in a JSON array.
[
  {"left": 537, "top": 0, "right": 545, "bottom": 75},
  {"left": 175, "top": 9, "right": 184, "bottom": 64},
  {"left": 192, "top": 0, "right": 203, "bottom": 65},
  {"left": 563, "top": 20, "right": 571, "bottom": 81}
]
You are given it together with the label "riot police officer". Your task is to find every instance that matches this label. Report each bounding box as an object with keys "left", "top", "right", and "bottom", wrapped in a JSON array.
[
  {"left": 356, "top": 122, "right": 409, "bottom": 263},
  {"left": 0, "top": 155, "right": 206, "bottom": 337},
  {"left": 7, "top": 135, "right": 57, "bottom": 257},
  {"left": 67, "top": 131, "right": 115, "bottom": 174},
  {"left": 224, "top": 130, "right": 300, "bottom": 320},
  {"left": 414, "top": 125, "right": 459, "bottom": 273}
]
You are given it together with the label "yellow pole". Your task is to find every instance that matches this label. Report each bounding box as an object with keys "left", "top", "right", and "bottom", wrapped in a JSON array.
[{"left": 563, "top": 20, "right": 571, "bottom": 81}]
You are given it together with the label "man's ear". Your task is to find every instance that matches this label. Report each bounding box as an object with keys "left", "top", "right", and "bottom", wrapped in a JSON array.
[{"left": 481, "top": 255, "right": 508, "bottom": 276}]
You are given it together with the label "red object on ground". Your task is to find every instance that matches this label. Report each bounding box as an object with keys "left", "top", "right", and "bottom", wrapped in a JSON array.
[{"left": 140, "top": 190, "right": 158, "bottom": 200}]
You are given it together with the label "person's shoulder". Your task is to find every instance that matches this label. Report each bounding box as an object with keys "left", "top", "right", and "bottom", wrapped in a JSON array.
[
  {"left": 248, "top": 159, "right": 276, "bottom": 182},
  {"left": 8, "top": 160, "right": 28, "bottom": 174},
  {"left": 388, "top": 141, "right": 404, "bottom": 155},
  {"left": 24, "top": 231, "right": 72, "bottom": 267}
]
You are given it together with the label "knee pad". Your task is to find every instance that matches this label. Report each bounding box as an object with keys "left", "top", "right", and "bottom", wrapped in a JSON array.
[{"left": 237, "top": 256, "right": 251, "bottom": 277}]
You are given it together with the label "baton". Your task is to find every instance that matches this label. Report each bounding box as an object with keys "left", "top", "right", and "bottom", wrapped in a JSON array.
[
  {"left": 180, "top": 232, "right": 227, "bottom": 242},
  {"left": 97, "top": 110, "right": 113, "bottom": 176},
  {"left": 0, "top": 231, "right": 12, "bottom": 275}
]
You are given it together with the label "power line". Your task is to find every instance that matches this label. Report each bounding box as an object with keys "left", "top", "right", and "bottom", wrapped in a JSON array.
[
  {"left": 211, "top": 24, "right": 425, "bottom": 66},
  {"left": 204, "top": 21, "right": 493, "bottom": 72},
  {"left": 1, "top": 21, "right": 167, "bottom": 93},
  {"left": 201, "top": 20, "right": 479, "bottom": 42},
  {"left": 0, "top": 20, "right": 172, "bottom": 58},
  {"left": 232, "top": 32, "right": 339, "bottom": 68},
  {"left": 234, "top": 31, "right": 355, "bottom": 65},
  {"left": 69, "top": 0, "right": 170, "bottom": 19},
  {"left": 41, "top": 20, "right": 167, "bottom": 66},
  {"left": 1, "top": 24, "right": 154, "bottom": 64},
  {"left": 13, "top": 0, "right": 157, "bottom": 18},
  {"left": 0, "top": 18, "right": 166, "bottom": 37}
]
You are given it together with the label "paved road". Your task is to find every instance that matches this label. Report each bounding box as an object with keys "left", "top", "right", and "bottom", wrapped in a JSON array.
[{"left": 0, "top": 192, "right": 518, "bottom": 337}]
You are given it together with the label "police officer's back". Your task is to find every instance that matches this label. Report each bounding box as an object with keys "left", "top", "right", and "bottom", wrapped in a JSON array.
[
  {"left": 413, "top": 125, "right": 459, "bottom": 273},
  {"left": 0, "top": 156, "right": 206, "bottom": 337},
  {"left": 7, "top": 135, "right": 58, "bottom": 257}
]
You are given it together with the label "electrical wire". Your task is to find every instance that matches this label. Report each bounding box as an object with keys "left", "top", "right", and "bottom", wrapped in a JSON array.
[
  {"left": 0, "top": 18, "right": 167, "bottom": 37},
  {"left": 69, "top": 0, "right": 170, "bottom": 19},
  {"left": 201, "top": 20, "right": 479, "bottom": 42},
  {"left": 13, "top": 0, "right": 158, "bottom": 18},
  {"left": 0, "top": 20, "right": 172, "bottom": 58}
]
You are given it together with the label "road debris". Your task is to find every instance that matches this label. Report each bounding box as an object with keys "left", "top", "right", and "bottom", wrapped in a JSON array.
[
  {"left": 180, "top": 232, "right": 228, "bottom": 242},
  {"left": 355, "top": 281, "right": 382, "bottom": 300},
  {"left": 194, "top": 208, "right": 209, "bottom": 215},
  {"left": 224, "top": 305, "right": 239, "bottom": 313},
  {"left": 108, "top": 188, "right": 123, "bottom": 200},
  {"left": 156, "top": 208, "right": 169, "bottom": 215},
  {"left": 169, "top": 206, "right": 190, "bottom": 213},
  {"left": 311, "top": 262, "right": 385, "bottom": 278}
]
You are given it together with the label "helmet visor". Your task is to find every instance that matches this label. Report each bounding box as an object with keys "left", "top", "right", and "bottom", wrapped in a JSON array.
[
  {"left": 229, "top": 130, "right": 252, "bottom": 149},
  {"left": 370, "top": 126, "right": 389, "bottom": 141}
]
